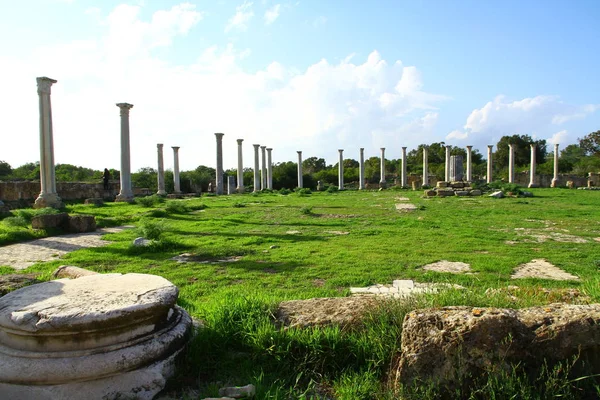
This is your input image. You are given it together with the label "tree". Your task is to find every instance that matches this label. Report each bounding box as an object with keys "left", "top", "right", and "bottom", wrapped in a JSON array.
[
  {"left": 272, "top": 161, "right": 297, "bottom": 189},
  {"left": 0, "top": 161, "right": 12, "bottom": 179},
  {"left": 493, "top": 135, "right": 547, "bottom": 169},
  {"left": 11, "top": 162, "right": 40, "bottom": 180},
  {"left": 578, "top": 130, "right": 600, "bottom": 157},
  {"left": 302, "top": 157, "right": 326, "bottom": 174},
  {"left": 131, "top": 167, "right": 157, "bottom": 191}
]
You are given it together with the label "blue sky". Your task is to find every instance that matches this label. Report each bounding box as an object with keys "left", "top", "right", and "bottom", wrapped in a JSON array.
[{"left": 1, "top": 0, "right": 599, "bottom": 171}]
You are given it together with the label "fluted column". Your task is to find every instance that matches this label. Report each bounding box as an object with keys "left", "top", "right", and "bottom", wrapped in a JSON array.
[
  {"left": 401, "top": 146, "right": 407, "bottom": 188},
  {"left": 508, "top": 143, "right": 515, "bottom": 184},
  {"left": 422, "top": 146, "right": 429, "bottom": 187},
  {"left": 486, "top": 145, "right": 493, "bottom": 183},
  {"left": 260, "top": 146, "right": 267, "bottom": 190},
  {"left": 551, "top": 143, "right": 559, "bottom": 188},
  {"left": 156, "top": 144, "right": 166, "bottom": 195},
  {"left": 445, "top": 145, "right": 451, "bottom": 182},
  {"left": 172, "top": 146, "right": 181, "bottom": 194},
  {"left": 215, "top": 133, "right": 224, "bottom": 195},
  {"left": 266, "top": 148, "right": 273, "bottom": 189},
  {"left": 34, "top": 76, "right": 63, "bottom": 208},
  {"left": 253, "top": 144, "right": 260, "bottom": 192},
  {"left": 297, "top": 151, "right": 303, "bottom": 188},
  {"left": 528, "top": 144, "right": 537, "bottom": 188},
  {"left": 466, "top": 145, "right": 473, "bottom": 182},
  {"left": 236, "top": 139, "right": 244, "bottom": 193},
  {"left": 359, "top": 148, "right": 365, "bottom": 190},
  {"left": 380, "top": 148, "right": 386, "bottom": 188},
  {"left": 115, "top": 103, "right": 134, "bottom": 202},
  {"left": 338, "top": 149, "right": 344, "bottom": 190}
]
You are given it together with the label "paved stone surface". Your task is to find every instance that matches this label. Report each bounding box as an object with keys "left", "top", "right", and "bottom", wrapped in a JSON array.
[
  {"left": 511, "top": 259, "right": 580, "bottom": 281},
  {"left": 395, "top": 203, "right": 417, "bottom": 211},
  {"left": 350, "top": 279, "right": 464, "bottom": 298},
  {"left": 0, "top": 227, "right": 127, "bottom": 270},
  {"left": 421, "top": 260, "right": 472, "bottom": 274}
]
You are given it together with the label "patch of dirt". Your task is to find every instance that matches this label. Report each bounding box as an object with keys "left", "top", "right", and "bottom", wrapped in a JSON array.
[
  {"left": 170, "top": 254, "right": 242, "bottom": 264},
  {"left": 395, "top": 197, "right": 410, "bottom": 201},
  {"left": 262, "top": 268, "right": 278, "bottom": 274},
  {"left": 395, "top": 203, "right": 417, "bottom": 211},
  {"left": 511, "top": 259, "right": 579, "bottom": 281},
  {"left": 286, "top": 230, "right": 301, "bottom": 234},
  {"left": 485, "top": 285, "right": 590, "bottom": 304},
  {"left": 594, "top": 238, "right": 600, "bottom": 242},
  {"left": 324, "top": 231, "right": 349, "bottom": 235},
  {"left": 312, "top": 278, "right": 326, "bottom": 287},
  {"left": 421, "top": 260, "right": 472, "bottom": 274},
  {"left": 494, "top": 223, "right": 589, "bottom": 244}
]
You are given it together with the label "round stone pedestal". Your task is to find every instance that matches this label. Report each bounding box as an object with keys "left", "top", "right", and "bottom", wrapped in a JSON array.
[{"left": 0, "top": 273, "right": 192, "bottom": 400}]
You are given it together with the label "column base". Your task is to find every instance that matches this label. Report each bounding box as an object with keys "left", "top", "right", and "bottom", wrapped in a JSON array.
[
  {"left": 157, "top": 190, "right": 167, "bottom": 196},
  {"left": 34, "top": 193, "right": 63, "bottom": 209},
  {"left": 551, "top": 179, "right": 558, "bottom": 188},
  {"left": 115, "top": 193, "right": 134, "bottom": 203},
  {"left": 236, "top": 187, "right": 244, "bottom": 194},
  {"left": 528, "top": 183, "right": 539, "bottom": 188},
  {"left": 379, "top": 181, "right": 387, "bottom": 189}
]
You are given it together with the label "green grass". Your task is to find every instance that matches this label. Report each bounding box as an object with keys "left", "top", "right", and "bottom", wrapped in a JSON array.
[{"left": 1, "top": 189, "right": 600, "bottom": 398}]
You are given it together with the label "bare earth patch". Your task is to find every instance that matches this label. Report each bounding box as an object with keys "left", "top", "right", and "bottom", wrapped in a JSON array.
[
  {"left": 0, "top": 227, "right": 127, "bottom": 270},
  {"left": 421, "top": 260, "right": 472, "bottom": 274},
  {"left": 511, "top": 259, "right": 579, "bottom": 280},
  {"left": 170, "top": 254, "right": 242, "bottom": 264},
  {"left": 395, "top": 197, "right": 410, "bottom": 201},
  {"left": 324, "top": 231, "right": 349, "bottom": 235},
  {"left": 395, "top": 203, "right": 417, "bottom": 211},
  {"left": 286, "top": 230, "right": 301, "bottom": 235}
]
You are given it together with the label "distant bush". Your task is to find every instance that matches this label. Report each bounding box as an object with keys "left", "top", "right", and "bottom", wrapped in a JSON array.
[
  {"left": 165, "top": 201, "right": 190, "bottom": 214},
  {"left": 136, "top": 218, "right": 167, "bottom": 240},
  {"left": 3, "top": 216, "right": 28, "bottom": 227},
  {"left": 233, "top": 202, "right": 246, "bottom": 208},
  {"left": 278, "top": 188, "right": 292, "bottom": 195},
  {"left": 326, "top": 185, "right": 339, "bottom": 193},
  {"left": 300, "top": 206, "right": 314, "bottom": 215},
  {"left": 189, "top": 203, "right": 207, "bottom": 211},
  {"left": 296, "top": 188, "right": 312, "bottom": 196},
  {"left": 135, "top": 195, "right": 162, "bottom": 207}
]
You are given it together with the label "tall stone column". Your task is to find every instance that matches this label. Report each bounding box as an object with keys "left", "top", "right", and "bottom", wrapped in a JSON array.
[
  {"left": 172, "top": 146, "right": 181, "bottom": 194},
  {"left": 445, "top": 145, "right": 451, "bottom": 182},
  {"left": 156, "top": 144, "right": 166, "bottom": 195},
  {"left": 466, "top": 145, "right": 473, "bottom": 182},
  {"left": 338, "top": 149, "right": 344, "bottom": 190},
  {"left": 551, "top": 143, "right": 559, "bottom": 188},
  {"left": 422, "top": 146, "right": 429, "bottom": 187},
  {"left": 267, "top": 148, "right": 273, "bottom": 189},
  {"left": 215, "top": 133, "right": 224, "bottom": 195},
  {"left": 401, "top": 147, "right": 407, "bottom": 188},
  {"left": 297, "top": 151, "right": 303, "bottom": 188},
  {"left": 260, "top": 146, "right": 267, "bottom": 190},
  {"left": 34, "top": 77, "right": 63, "bottom": 208},
  {"left": 253, "top": 144, "right": 260, "bottom": 192},
  {"left": 380, "top": 148, "right": 386, "bottom": 188},
  {"left": 236, "top": 139, "right": 244, "bottom": 193},
  {"left": 486, "top": 144, "right": 494, "bottom": 183},
  {"left": 115, "top": 103, "right": 134, "bottom": 202},
  {"left": 508, "top": 143, "right": 515, "bottom": 184},
  {"left": 528, "top": 144, "right": 537, "bottom": 188},
  {"left": 359, "top": 148, "right": 365, "bottom": 190}
]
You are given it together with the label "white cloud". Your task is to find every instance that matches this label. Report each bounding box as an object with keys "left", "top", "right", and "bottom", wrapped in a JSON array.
[
  {"left": 312, "top": 15, "right": 327, "bottom": 27},
  {"left": 548, "top": 130, "right": 568, "bottom": 145},
  {"left": 447, "top": 95, "right": 599, "bottom": 148},
  {"left": 264, "top": 4, "right": 280, "bottom": 25},
  {"left": 2, "top": 4, "right": 446, "bottom": 172},
  {"left": 225, "top": 1, "right": 254, "bottom": 33}
]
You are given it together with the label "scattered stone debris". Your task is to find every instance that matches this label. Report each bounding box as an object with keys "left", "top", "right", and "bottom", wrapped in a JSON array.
[
  {"left": 421, "top": 260, "right": 472, "bottom": 274},
  {"left": 133, "top": 237, "right": 152, "bottom": 247},
  {"left": 395, "top": 197, "right": 410, "bottom": 201},
  {"left": 269, "top": 245, "right": 279, "bottom": 249},
  {"left": 350, "top": 279, "right": 464, "bottom": 298},
  {"left": 511, "top": 259, "right": 579, "bottom": 280},
  {"left": 395, "top": 203, "right": 417, "bottom": 211},
  {"left": 489, "top": 190, "right": 504, "bottom": 198},
  {"left": 170, "top": 254, "right": 242, "bottom": 264}
]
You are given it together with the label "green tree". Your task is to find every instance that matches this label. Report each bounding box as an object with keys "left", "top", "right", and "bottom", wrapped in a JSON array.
[
  {"left": 578, "top": 130, "right": 600, "bottom": 157},
  {"left": 302, "top": 157, "right": 326, "bottom": 174},
  {"left": 493, "top": 135, "right": 547, "bottom": 170},
  {"left": 0, "top": 161, "right": 12, "bottom": 179},
  {"left": 272, "top": 161, "right": 297, "bottom": 189},
  {"left": 131, "top": 167, "right": 157, "bottom": 191},
  {"left": 11, "top": 162, "right": 40, "bottom": 180}
]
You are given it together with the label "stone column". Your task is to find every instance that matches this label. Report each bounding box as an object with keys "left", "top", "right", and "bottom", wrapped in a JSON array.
[
  {"left": 359, "top": 148, "right": 365, "bottom": 190},
  {"left": 422, "top": 146, "right": 429, "bottom": 187},
  {"left": 380, "top": 148, "right": 386, "bottom": 188},
  {"left": 401, "top": 147, "right": 408, "bottom": 188},
  {"left": 508, "top": 143, "right": 515, "bottom": 184},
  {"left": 445, "top": 145, "right": 451, "bottom": 182},
  {"left": 227, "top": 176, "right": 235, "bottom": 195},
  {"left": 297, "top": 151, "right": 303, "bottom": 188},
  {"left": 115, "top": 103, "right": 134, "bottom": 202},
  {"left": 267, "top": 148, "right": 273, "bottom": 189},
  {"left": 156, "top": 144, "right": 166, "bottom": 196},
  {"left": 215, "top": 133, "right": 224, "bottom": 195},
  {"left": 528, "top": 144, "right": 537, "bottom": 188},
  {"left": 466, "top": 145, "right": 473, "bottom": 182},
  {"left": 253, "top": 144, "right": 260, "bottom": 192},
  {"left": 551, "top": 143, "right": 559, "bottom": 188},
  {"left": 236, "top": 139, "right": 244, "bottom": 193},
  {"left": 486, "top": 145, "right": 493, "bottom": 184},
  {"left": 172, "top": 146, "right": 181, "bottom": 194},
  {"left": 338, "top": 149, "right": 344, "bottom": 190},
  {"left": 260, "top": 146, "right": 267, "bottom": 190},
  {"left": 34, "top": 77, "right": 63, "bottom": 208}
]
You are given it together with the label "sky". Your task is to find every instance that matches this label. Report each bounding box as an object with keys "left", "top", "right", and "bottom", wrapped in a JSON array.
[{"left": 1, "top": 0, "right": 599, "bottom": 172}]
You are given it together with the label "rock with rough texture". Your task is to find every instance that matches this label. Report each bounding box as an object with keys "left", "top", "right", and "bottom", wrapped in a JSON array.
[
  {"left": 0, "top": 274, "right": 39, "bottom": 297},
  {"left": 67, "top": 215, "right": 96, "bottom": 233},
  {"left": 133, "top": 237, "right": 152, "bottom": 246},
  {"left": 276, "top": 297, "right": 378, "bottom": 329},
  {"left": 424, "top": 190, "right": 436, "bottom": 197},
  {"left": 454, "top": 190, "right": 470, "bottom": 196},
  {"left": 437, "top": 190, "right": 454, "bottom": 197},
  {"left": 0, "top": 273, "right": 192, "bottom": 399},
  {"left": 394, "top": 303, "right": 600, "bottom": 393},
  {"left": 31, "top": 213, "right": 69, "bottom": 230},
  {"left": 51, "top": 265, "right": 99, "bottom": 279},
  {"left": 470, "top": 189, "right": 482, "bottom": 196},
  {"left": 488, "top": 190, "right": 504, "bottom": 198},
  {"left": 218, "top": 384, "right": 256, "bottom": 398}
]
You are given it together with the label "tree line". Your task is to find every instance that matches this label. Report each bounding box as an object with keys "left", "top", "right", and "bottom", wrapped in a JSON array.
[{"left": 1, "top": 132, "right": 599, "bottom": 192}]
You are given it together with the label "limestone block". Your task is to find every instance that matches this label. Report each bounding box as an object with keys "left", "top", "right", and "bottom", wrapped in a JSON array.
[
  {"left": 424, "top": 190, "right": 436, "bottom": 197},
  {"left": 31, "top": 213, "right": 69, "bottom": 230},
  {"left": 437, "top": 190, "right": 454, "bottom": 197},
  {"left": 470, "top": 189, "right": 482, "bottom": 196},
  {"left": 133, "top": 237, "right": 152, "bottom": 246},
  {"left": 454, "top": 190, "right": 470, "bottom": 196},
  {"left": 68, "top": 215, "right": 96, "bottom": 233},
  {"left": 52, "top": 265, "right": 99, "bottom": 279},
  {"left": 488, "top": 190, "right": 504, "bottom": 198},
  {"left": 436, "top": 181, "right": 448, "bottom": 188},
  {"left": 450, "top": 182, "right": 465, "bottom": 188},
  {"left": 394, "top": 303, "right": 600, "bottom": 394}
]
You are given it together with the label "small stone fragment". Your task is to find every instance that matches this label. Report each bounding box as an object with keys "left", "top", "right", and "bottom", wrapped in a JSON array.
[
  {"left": 52, "top": 266, "right": 99, "bottom": 279},
  {"left": 133, "top": 237, "right": 152, "bottom": 247},
  {"left": 489, "top": 190, "right": 504, "bottom": 198},
  {"left": 218, "top": 384, "right": 256, "bottom": 398}
]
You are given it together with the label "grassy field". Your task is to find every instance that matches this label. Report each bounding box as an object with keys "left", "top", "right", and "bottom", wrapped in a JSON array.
[{"left": 1, "top": 188, "right": 600, "bottom": 398}]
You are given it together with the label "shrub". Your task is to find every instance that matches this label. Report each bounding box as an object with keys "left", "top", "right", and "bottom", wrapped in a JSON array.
[
  {"left": 233, "top": 202, "right": 246, "bottom": 208},
  {"left": 3, "top": 216, "right": 28, "bottom": 227},
  {"left": 296, "top": 188, "right": 312, "bottom": 196},
  {"left": 136, "top": 218, "right": 167, "bottom": 240},
  {"left": 326, "top": 185, "right": 339, "bottom": 193},
  {"left": 278, "top": 188, "right": 292, "bottom": 195},
  {"left": 300, "top": 206, "right": 313, "bottom": 215},
  {"left": 165, "top": 201, "right": 190, "bottom": 214},
  {"left": 135, "top": 195, "right": 165, "bottom": 207}
]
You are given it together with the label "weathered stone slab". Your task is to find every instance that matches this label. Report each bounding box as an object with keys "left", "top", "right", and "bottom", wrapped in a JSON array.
[
  {"left": 31, "top": 213, "right": 69, "bottom": 230},
  {"left": 394, "top": 303, "right": 600, "bottom": 393},
  {"left": 276, "top": 297, "right": 378, "bottom": 328},
  {"left": 67, "top": 215, "right": 96, "bottom": 233},
  {"left": 511, "top": 259, "right": 579, "bottom": 281},
  {"left": 51, "top": 265, "right": 98, "bottom": 279}
]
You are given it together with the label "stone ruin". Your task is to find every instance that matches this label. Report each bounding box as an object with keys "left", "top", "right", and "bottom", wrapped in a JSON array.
[{"left": 0, "top": 273, "right": 192, "bottom": 399}]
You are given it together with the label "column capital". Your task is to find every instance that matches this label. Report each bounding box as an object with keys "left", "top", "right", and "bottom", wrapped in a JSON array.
[
  {"left": 554, "top": 143, "right": 559, "bottom": 149},
  {"left": 215, "top": 132, "right": 224, "bottom": 139},
  {"left": 530, "top": 143, "right": 536, "bottom": 149},
  {"left": 260, "top": 145, "right": 266, "bottom": 149},
  {"left": 338, "top": 149, "right": 344, "bottom": 153},
  {"left": 253, "top": 144, "right": 260, "bottom": 149},
  {"left": 487, "top": 144, "right": 493, "bottom": 149},
  {"left": 237, "top": 138, "right": 244, "bottom": 144},
  {"left": 381, "top": 147, "right": 385, "bottom": 151},
  {"left": 157, "top": 143, "right": 163, "bottom": 149},
  {"left": 116, "top": 103, "right": 134, "bottom": 116},
  {"left": 402, "top": 146, "right": 407, "bottom": 151},
  {"left": 297, "top": 150, "right": 302, "bottom": 154},
  {"left": 360, "top": 147, "right": 364, "bottom": 151},
  {"left": 171, "top": 146, "right": 180, "bottom": 150},
  {"left": 266, "top": 148, "right": 273, "bottom": 151},
  {"left": 36, "top": 77, "right": 57, "bottom": 95},
  {"left": 466, "top": 145, "right": 473, "bottom": 150}
]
